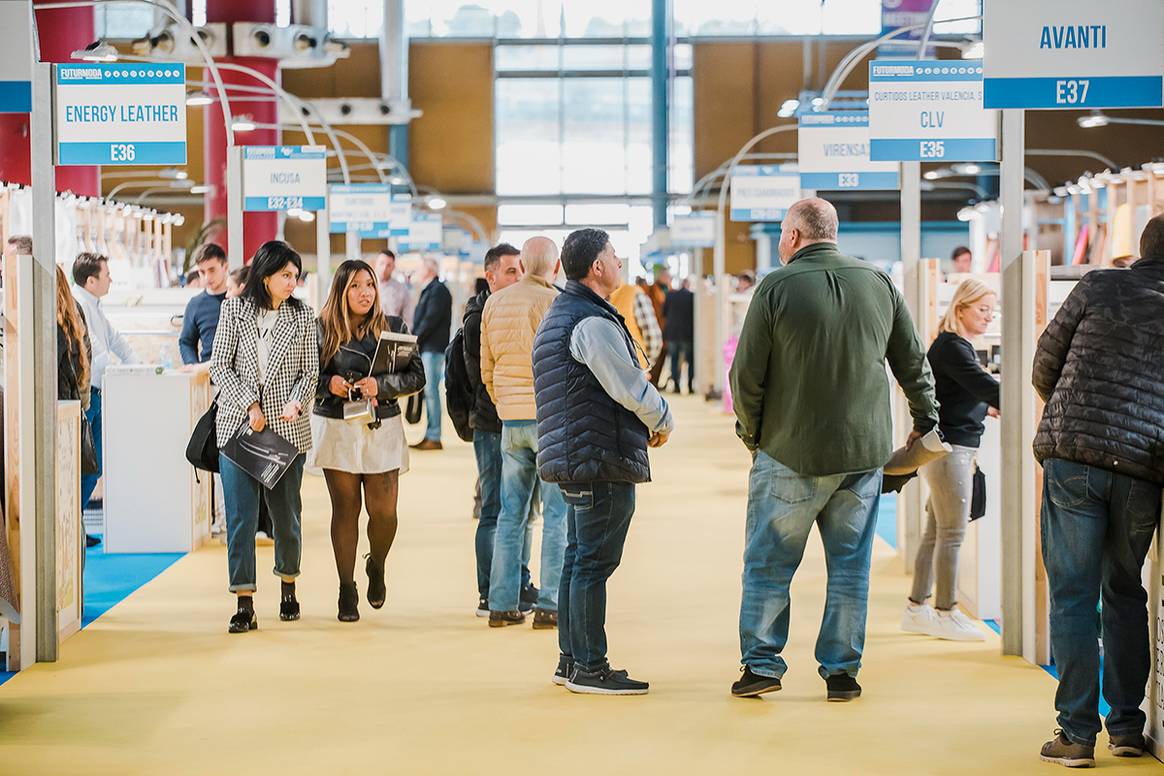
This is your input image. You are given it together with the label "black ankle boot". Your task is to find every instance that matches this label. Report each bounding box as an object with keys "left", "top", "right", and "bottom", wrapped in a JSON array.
[
  {"left": 229, "top": 596, "right": 258, "bottom": 634},
  {"left": 279, "top": 581, "right": 300, "bottom": 621},
  {"left": 338, "top": 581, "right": 360, "bottom": 622},
  {"left": 365, "top": 553, "right": 386, "bottom": 609}
]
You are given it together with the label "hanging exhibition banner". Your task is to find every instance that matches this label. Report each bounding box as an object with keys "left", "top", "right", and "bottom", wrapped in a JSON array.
[
  {"left": 982, "top": 0, "right": 1164, "bottom": 109},
  {"left": 729, "top": 166, "right": 800, "bottom": 222},
  {"left": 55, "top": 63, "right": 187, "bottom": 165},
  {"left": 329, "top": 183, "right": 394, "bottom": 236},
  {"left": 670, "top": 212, "right": 717, "bottom": 248},
  {"left": 242, "top": 146, "right": 327, "bottom": 212},
  {"left": 798, "top": 112, "right": 900, "bottom": 191},
  {"left": 399, "top": 211, "right": 442, "bottom": 253},
  {"left": 0, "top": 0, "right": 32, "bottom": 113},
  {"left": 869, "top": 60, "right": 999, "bottom": 162},
  {"left": 880, "top": 0, "right": 936, "bottom": 57}
]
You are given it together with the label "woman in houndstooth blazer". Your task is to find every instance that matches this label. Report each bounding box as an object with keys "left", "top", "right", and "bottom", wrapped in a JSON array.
[{"left": 210, "top": 241, "right": 319, "bottom": 634}]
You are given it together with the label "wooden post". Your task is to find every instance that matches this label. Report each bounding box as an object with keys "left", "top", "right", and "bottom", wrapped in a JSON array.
[{"left": 1032, "top": 250, "right": 1051, "bottom": 665}]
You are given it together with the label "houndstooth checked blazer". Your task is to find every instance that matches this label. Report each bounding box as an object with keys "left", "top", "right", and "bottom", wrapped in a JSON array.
[{"left": 210, "top": 296, "right": 319, "bottom": 453}]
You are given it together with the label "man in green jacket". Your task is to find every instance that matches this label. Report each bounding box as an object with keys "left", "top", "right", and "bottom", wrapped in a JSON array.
[{"left": 728, "top": 197, "right": 938, "bottom": 702}]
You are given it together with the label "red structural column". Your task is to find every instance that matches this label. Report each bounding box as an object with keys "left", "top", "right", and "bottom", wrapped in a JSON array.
[
  {"left": 203, "top": 0, "right": 279, "bottom": 263},
  {"left": 0, "top": 0, "right": 99, "bottom": 196}
]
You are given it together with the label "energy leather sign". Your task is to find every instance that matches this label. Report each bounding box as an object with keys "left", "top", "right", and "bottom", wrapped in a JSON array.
[
  {"left": 869, "top": 60, "right": 999, "bottom": 162},
  {"left": 241, "top": 146, "right": 327, "bottom": 212},
  {"left": 983, "top": 0, "right": 1164, "bottom": 109},
  {"left": 55, "top": 63, "right": 187, "bottom": 165},
  {"left": 798, "top": 112, "right": 900, "bottom": 191}
]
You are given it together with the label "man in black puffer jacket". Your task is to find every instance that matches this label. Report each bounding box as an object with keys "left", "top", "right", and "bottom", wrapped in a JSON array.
[{"left": 1033, "top": 215, "right": 1164, "bottom": 767}]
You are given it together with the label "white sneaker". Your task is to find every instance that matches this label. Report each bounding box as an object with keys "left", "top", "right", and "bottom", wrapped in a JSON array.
[
  {"left": 901, "top": 602, "right": 936, "bottom": 634},
  {"left": 927, "top": 609, "right": 986, "bottom": 642}
]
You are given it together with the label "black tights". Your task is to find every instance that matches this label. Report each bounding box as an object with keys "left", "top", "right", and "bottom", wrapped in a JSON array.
[{"left": 324, "top": 469, "right": 400, "bottom": 585}]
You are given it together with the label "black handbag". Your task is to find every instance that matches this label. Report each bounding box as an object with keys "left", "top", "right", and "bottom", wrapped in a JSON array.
[
  {"left": 970, "top": 463, "right": 986, "bottom": 521},
  {"left": 79, "top": 415, "right": 99, "bottom": 474},
  {"left": 186, "top": 400, "right": 220, "bottom": 473},
  {"left": 404, "top": 392, "right": 423, "bottom": 425}
]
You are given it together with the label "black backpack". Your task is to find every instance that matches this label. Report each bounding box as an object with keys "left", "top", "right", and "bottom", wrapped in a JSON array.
[{"left": 444, "top": 329, "right": 474, "bottom": 443}]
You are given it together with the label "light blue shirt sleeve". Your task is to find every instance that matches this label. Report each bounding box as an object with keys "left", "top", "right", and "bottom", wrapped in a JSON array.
[{"left": 569, "top": 317, "right": 674, "bottom": 435}]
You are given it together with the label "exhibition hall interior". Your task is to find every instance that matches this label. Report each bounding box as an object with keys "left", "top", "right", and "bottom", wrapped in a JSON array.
[{"left": 1, "top": 0, "right": 1164, "bottom": 772}]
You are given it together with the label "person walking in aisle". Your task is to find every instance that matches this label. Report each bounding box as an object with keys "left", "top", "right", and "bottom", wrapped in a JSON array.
[
  {"left": 662, "top": 278, "right": 694, "bottom": 394},
  {"left": 463, "top": 243, "right": 537, "bottom": 617},
  {"left": 646, "top": 268, "right": 670, "bottom": 386},
  {"left": 481, "top": 237, "right": 568, "bottom": 629},
  {"left": 73, "top": 252, "right": 140, "bottom": 547},
  {"left": 311, "top": 260, "right": 426, "bottom": 622},
  {"left": 410, "top": 257, "right": 452, "bottom": 450},
  {"left": 728, "top": 198, "right": 938, "bottom": 702},
  {"left": 375, "top": 248, "right": 414, "bottom": 322},
  {"left": 533, "top": 228, "right": 673, "bottom": 694},
  {"left": 1033, "top": 217, "right": 1164, "bottom": 768},
  {"left": 210, "top": 241, "right": 319, "bottom": 634},
  {"left": 608, "top": 279, "right": 661, "bottom": 370},
  {"left": 902, "top": 279, "right": 998, "bottom": 642},
  {"left": 179, "top": 243, "right": 229, "bottom": 368}
]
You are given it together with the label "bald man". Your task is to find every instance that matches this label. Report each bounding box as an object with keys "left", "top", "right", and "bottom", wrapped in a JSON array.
[
  {"left": 729, "top": 197, "right": 938, "bottom": 702},
  {"left": 480, "top": 237, "right": 569, "bottom": 628}
]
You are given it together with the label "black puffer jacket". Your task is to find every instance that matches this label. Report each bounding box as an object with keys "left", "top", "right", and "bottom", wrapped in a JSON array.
[
  {"left": 313, "top": 316, "right": 426, "bottom": 420},
  {"left": 462, "top": 290, "right": 500, "bottom": 433},
  {"left": 1033, "top": 258, "right": 1164, "bottom": 485}
]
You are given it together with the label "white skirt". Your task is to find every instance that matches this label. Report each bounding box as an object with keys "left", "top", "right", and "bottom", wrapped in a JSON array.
[{"left": 309, "top": 413, "right": 409, "bottom": 475}]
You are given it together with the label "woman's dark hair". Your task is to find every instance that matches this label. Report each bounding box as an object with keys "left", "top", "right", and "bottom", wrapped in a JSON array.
[
  {"left": 318, "top": 259, "right": 388, "bottom": 364},
  {"left": 561, "top": 228, "right": 610, "bottom": 281},
  {"left": 241, "top": 240, "right": 303, "bottom": 310},
  {"left": 230, "top": 265, "right": 250, "bottom": 286}
]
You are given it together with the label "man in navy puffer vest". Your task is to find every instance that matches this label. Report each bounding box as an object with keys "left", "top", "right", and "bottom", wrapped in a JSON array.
[{"left": 532, "top": 228, "right": 673, "bottom": 696}]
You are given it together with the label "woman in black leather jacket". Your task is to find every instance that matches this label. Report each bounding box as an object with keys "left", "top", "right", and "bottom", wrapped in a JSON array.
[{"left": 311, "top": 259, "right": 425, "bottom": 621}]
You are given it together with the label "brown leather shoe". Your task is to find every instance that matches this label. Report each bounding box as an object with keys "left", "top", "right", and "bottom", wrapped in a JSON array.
[
  {"left": 410, "top": 439, "right": 443, "bottom": 451},
  {"left": 1040, "top": 730, "right": 1095, "bottom": 768}
]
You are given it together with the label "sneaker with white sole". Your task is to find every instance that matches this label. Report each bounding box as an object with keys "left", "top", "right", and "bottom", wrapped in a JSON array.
[
  {"left": 927, "top": 608, "right": 986, "bottom": 641},
  {"left": 901, "top": 602, "right": 936, "bottom": 634}
]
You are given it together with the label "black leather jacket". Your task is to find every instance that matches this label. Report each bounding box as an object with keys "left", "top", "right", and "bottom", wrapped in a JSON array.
[{"left": 313, "top": 316, "right": 426, "bottom": 420}]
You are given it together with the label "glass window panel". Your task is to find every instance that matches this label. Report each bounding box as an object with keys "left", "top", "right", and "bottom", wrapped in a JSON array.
[
  {"left": 625, "top": 77, "right": 652, "bottom": 195},
  {"left": 329, "top": 0, "right": 383, "bottom": 37},
  {"left": 496, "top": 79, "right": 562, "bottom": 195},
  {"left": 669, "top": 75, "right": 694, "bottom": 194},
  {"left": 431, "top": 0, "right": 497, "bottom": 36},
  {"left": 495, "top": 44, "right": 561, "bottom": 71},
  {"left": 562, "top": 78, "right": 627, "bottom": 194},
  {"left": 561, "top": 44, "right": 651, "bottom": 71},
  {"left": 672, "top": 0, "right": 755, "bottom": 37},
  {"left": 498, "top": 204, "right": 565, "bottom": 225},
  {"left": 932, "top": 0, "right": 982, "bottom": 35},
  {"left": 564, "top": 203, "right": 631, "bottom": 224},
  {"left": 407, "top": 0, "right": 434, "bottom": 37},
  {"left": 821, "top": 0, "right": 880, "bottom": 35},
  {"left": 756, "top": 0, "right": 822, "bottom": 35},
  {"left": 562, "top": 0, "right": 650, "bottom": 37},
  {"left": 673, "top": 43, "right": 693, "bottom": 72},
  {"left": 492, "top": 0, "right": 563, "bottom": 38},
  {"left": 97, "top": 4, "right": 156, "bottom": 38}
]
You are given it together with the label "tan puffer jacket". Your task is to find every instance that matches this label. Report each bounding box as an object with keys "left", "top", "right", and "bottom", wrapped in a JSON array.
[{"left": 481, "top": 274, "right": 559, "bottom": 421}]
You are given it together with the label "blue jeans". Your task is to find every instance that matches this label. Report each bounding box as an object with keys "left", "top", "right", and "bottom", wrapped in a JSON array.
[
  {"left": 420, "top": 351, "right": 444, "bottom": 442},
  {"left": 739, "top": 452, "right": 882, "bottom": 680},
  {"left": 668, "top": 339, "right": 693, "bottom": 391},
  {"left": 473, "top": 429, "right": 532, "bottom": 599},
  {"left": 80, "top": 387, "right": 102, "bottom": 511},
  {"left": 219, "top": 451, "right": 306, "bottom": 592},
  {"left": 558, "top": 481, "right": 636, "bottom": 671},
  {"left": 1041, "top": 458, "right": 1162, "bottom": 746},
  {"left": 488, "top": 420, "right": 567, "bottom": 612}
]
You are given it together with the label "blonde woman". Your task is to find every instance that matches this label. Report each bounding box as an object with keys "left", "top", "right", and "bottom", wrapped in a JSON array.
[
  {"left": 902, "top": 278, "right": 1000, "bottom": 641},
  {"left": 311, "top": 259, "right": 425, "bottom": 622}
]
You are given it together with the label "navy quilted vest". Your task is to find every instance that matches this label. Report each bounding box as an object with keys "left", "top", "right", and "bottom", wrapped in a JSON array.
[{"left": 533, "top": 281, "right": 651, "bottom": 485}]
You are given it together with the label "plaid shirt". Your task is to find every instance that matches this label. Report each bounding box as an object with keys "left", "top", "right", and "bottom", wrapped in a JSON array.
[
  {"left": 632, "top": 290, "right": 663, "bottom": 366},
  {"left": 210, "top": 297, "right": 319, "bottom": 453}
]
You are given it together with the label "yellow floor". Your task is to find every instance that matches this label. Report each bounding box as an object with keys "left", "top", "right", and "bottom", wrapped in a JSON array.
[{"left": 0, "top": 398, "right": 1159, "bottom": 775}]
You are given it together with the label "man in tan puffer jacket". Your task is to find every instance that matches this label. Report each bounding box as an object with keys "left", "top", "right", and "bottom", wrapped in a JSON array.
[{"left": 480, "top": 237, "right": 569, "bottom": 629}]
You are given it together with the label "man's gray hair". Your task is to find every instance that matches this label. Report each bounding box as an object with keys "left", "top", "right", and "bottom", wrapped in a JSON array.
[
  {"left": 422, "top": 256, "right": 441, "bottom": 275},
  {"left": 521, "top": 236, "right": 559, "bottom": 279},
  {"left": 786, "top": 198, "right": 839, "bottom": 242},
  {"left": 6, "top": 235, "right": 32, "bottom": 255}
]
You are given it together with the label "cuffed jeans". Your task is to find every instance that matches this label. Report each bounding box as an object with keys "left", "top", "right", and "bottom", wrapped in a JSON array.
[
  {"left": 473, "top": 429, "right": 532, "bottom": 600},
  {"left": 420, "top": 351, "right": 444, "bottom": 442},
  {"left": 740, "top": 452, "right": 882, "bottom": 680},
  {"left": 558, "top": 480, "right": 636, "bottom": 671},
  {"left": 489, "top": 421, "right": 567, "bottom": 612},
  {"left": 1041, "top": 457, "right": 1162, "bottom": 746},
  {"left": 219, "top": 451, "right": 306, "bottom": 593},
  {"left": 910, "top": 444, "right": 977, "bottom": 610},
  {"left": 80, "top": 387, "right": 103, "bottom": 511}
]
